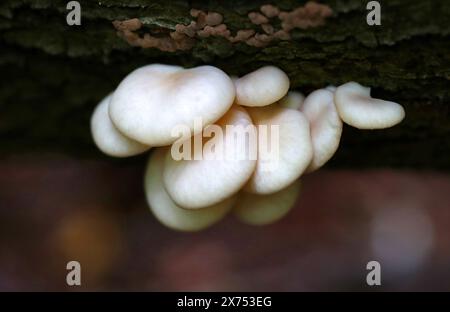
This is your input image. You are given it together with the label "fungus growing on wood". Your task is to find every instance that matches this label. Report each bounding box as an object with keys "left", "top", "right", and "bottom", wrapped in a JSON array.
[
  {"left": 145, "top": 148, "right": 234, "bottom": 232},
  {"left": 90, "top": 62, "right": 405, "bottom": 231},
  {"left": 300, "top": 89, "right": 342, "bottom": 171},
  {"left": 278, "top": 91, "right": 305, "bottom": 110},
  {"left": 109, "top": 64, "right": 235, "bottom": 146},
  {"left": 335, "top": 82, "right": 405, "bottom": 129},
  {"left": 234, "top": 66, "right": 290, "bottom": 107},
  {"left": 90, "top": 94, "right": 150, "bottom": 157},
  {"left": 244, "top": 105, "right": 313, "bottom": 194},
  {"left": 163, "top": 106, "right": 257, "bottom": 209}
]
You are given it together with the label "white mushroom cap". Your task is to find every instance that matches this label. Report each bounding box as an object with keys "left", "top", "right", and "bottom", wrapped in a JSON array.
[
  {"left": 163, "top": 106, "right": 257, "bottom": 209},
  {"left": 278, "top": 91, "right": 305, "bottom": 110},
  {"left": 145, "top": 148, "right": 234, "bottom": 232},
  {"left": 244, "top": 105, "right": 313, "bottom": 194},
  {"left": 109, "top": 64, "right": 235, "bottom": 146},
  {"left": 90, "top": 94, "right": 150, "bottom": 157},
  {"left": 300, "top": 89, "right": 342, "bottom": 172},
  {"left": 234, "top": 179, "right": 301, "bottom": 225},
  {"left": 335, "top": 81, "right": 405, "bottom": 129},
  {"left": 234, "top": 66, "right": 290, "bottom": 107}
]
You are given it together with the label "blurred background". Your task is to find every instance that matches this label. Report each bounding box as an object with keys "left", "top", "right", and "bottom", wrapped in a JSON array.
[{"left": 1, "top": 153, "right": 449, "bottom": 291}]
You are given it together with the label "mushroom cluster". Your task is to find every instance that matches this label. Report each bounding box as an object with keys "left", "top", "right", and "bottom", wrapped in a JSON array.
[{"left": 91, "top": 64, "right": 405, "bottom": 231}]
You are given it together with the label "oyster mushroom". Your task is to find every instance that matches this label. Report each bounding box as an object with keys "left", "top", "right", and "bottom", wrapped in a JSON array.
[
  {"left": 163, "top": 106, "right": 257, "bottom": 209},
  {"left": 234, "top": 66, "right": 290, "bottom": 107},
  {"left": 244, "top": 105, "right": 312, "bottom": 194},
  {"left": 90, "top": 94, "right": 150, "bottom": 157},
  {"left": 109, "top": 64, "right": 235, "bottom": 146},
  {"left": 278, "top": 91, "right": 305, "bottom": 110},
  {"left": 335, "top": 82, "right": 405, "bottom": 129},
  {"left": 145, "top": 148, "right": 234, "bottom": 231},
  {"left": 300, "top": 89, "right": 342, "bottom": 172}
]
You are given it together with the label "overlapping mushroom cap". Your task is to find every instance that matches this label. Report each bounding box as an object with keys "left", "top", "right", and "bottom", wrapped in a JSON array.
[
  {"left": 234, "top": 179, "right": 301, "bottom": 225},
  {"left": 278, "top": 91, "right": 305, "bottom": 110},
  {"left": 335, "top": 81, "right": 405, "bottom": 129},
  {"left": 90, "top": 94, "right": 150, "bottom": 157},
  {"left": 163, "top": 105, "right": 257, "bottom": 209},
  {"left": 234, "top": 66, "right": 290, "bottom": 107},
  {"left": 145, "top": 148, "right": 234, "bottom": 231},
  {"left": 109, "top": 64, "right": 235, "bottom": 146},
  {"left": 300, "top": 88, "right": 342, "bottom": 172},
  {"left": 244, "top": 105, "right": 312, "bottom": 194}
]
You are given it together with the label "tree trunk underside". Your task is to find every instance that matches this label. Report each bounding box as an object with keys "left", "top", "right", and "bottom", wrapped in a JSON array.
[{"left": 0, "top": 0, "right": 449, "bottom": 169}]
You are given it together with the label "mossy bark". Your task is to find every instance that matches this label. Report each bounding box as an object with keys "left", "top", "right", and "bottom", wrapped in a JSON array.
[{"left": 0, "top": 0, "right": 449, "bottom": 169}]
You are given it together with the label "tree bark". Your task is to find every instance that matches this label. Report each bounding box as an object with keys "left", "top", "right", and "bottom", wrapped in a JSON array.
[{"left": 0, "top": 0, "right": 449, "bottom": 169}]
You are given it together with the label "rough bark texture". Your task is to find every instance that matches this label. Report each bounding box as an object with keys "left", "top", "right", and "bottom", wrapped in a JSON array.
[{"left": 0, "top": 0, "right": 449, "bottom": 169}]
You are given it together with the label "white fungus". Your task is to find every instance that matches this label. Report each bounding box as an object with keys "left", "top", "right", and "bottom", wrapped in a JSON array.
[
  {"left": 335, "top": 81, "right": 405, "bottom": 129},
  {"left": 234, "top": 179, "right": 301, "bottom": 225},
  {"left": 300, "top": 89, "right": 342, "bottom": 172},
  {"left": 90, "top": 61, "right": 407, "bottom": 231},
  {"left": 278, "top": 91, "right": 305, "bottom": 110},
  {"left": 234, "top": 66, "right": 290, "bottom": 107},
  {"left": 244, "top": 105, "right": 313, "bottom": 194},
  {"left": 163, "top": 106, "right": 257, "bottom": 209},
  {"left": 145, "top": 148, "right": 234, "bottom": 231},
  {"left": 109, "top": 64, "right": 235, "bottom": 146},
  {"left": 90, "top": 94, "right": 150, "bottom": 157}
]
